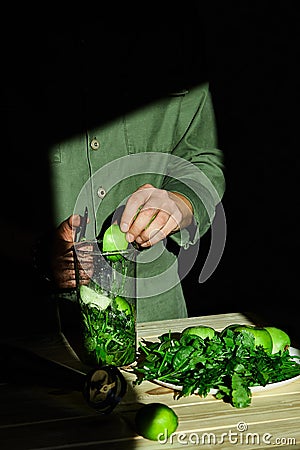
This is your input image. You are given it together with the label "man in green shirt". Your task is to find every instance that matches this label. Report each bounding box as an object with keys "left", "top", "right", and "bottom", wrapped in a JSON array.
[
  {"left": 49, "top": 82, "right": 225, "bottom": 323},
  {"left": 38, "top": 15, "right": 226, "bottom": 323}
]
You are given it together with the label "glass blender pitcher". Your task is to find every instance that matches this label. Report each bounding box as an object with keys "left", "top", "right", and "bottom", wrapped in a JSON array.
[{"left": 73, "top": 239, "right": 137, "bottom": 368}]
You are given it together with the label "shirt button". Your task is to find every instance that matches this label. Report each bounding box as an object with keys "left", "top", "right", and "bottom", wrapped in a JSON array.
[
  {"left": 90, "top": 138, "right": 100, "bottom": 150},
  {"left": 97, "top": 186, "right": 106, "bottom": 199}
]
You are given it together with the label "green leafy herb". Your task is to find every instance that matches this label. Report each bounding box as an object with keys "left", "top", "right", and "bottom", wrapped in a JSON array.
[
  {"left": 79, "top": 280, "right": 136, "bottom": 367},
  {"left": 81, "top": 302, "right": 135, "bottom": 366},
  {"left": 134, "top": 328, "right": 300, "bottom": 408}
]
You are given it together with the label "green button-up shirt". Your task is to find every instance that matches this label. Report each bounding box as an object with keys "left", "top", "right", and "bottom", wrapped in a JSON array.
[{"left": 48, "top": 82, "right": 225, "bottom": 322}]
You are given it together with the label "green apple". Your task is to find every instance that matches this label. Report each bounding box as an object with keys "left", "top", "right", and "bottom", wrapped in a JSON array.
[
  {"left": 264, "top": 326, "right": 291, "bottom": 354},
  {"left": 113, "top": 295, "right": 132, "bottom": 315},
  {"left": 102, "top": 224, "right": 129, "bottom": 261},
  {"left": 181, "top": 325, "right": 216, "bottom": 340},
  {"left": 219, "top": 324, "right": 242, "bottom": 337},
  {"left": 233, "top": 325, "right": 273, "bottom": 353}
]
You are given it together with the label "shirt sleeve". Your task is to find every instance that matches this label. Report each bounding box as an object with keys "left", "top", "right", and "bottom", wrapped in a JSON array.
[{"left": 161, "top": 83, "right": 226, "bottom": 248}]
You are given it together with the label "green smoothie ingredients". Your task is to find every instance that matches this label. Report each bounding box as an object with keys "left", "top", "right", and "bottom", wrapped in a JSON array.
[
  {"left": 79, "top": 281, "right": 135, "bottom": 366},
  {"left": 134, "top": 324, "right": 300, "bottom": 408}
]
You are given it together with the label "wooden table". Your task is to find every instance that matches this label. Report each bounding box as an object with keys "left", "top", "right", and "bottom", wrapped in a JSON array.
[{"left": 1, "top": 312, "right": 300, "bottom": 449}]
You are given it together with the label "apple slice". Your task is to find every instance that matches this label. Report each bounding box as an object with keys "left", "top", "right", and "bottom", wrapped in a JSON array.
[{"left": 79, "top": 285, "right": 112, "bottom": 310}]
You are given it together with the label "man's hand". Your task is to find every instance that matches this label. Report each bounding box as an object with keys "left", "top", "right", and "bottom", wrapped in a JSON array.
[
  {"left": 120, "top": 184, "right": 193, "bottom": 247},
  {"left": 51, "top": 214, "right": 92, "bottom": 289}
]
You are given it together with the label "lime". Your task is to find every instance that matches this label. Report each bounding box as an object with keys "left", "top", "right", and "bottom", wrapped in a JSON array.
[
  {"left": 113, "top": 295, "right": 132, "bottom": 315},
  {"left": 79, "top": 285, "right": 112, "bottom": 309},
  {"left": 135, "top": 403, "right": 178, "bottom": 441},
  {"left": 102, "top": 224, "right": 128, "bottom": 261}
]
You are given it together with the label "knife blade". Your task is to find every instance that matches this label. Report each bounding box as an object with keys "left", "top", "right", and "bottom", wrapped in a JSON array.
[{"left": 77, "top": 206, "right": 88, "bottom": 242}]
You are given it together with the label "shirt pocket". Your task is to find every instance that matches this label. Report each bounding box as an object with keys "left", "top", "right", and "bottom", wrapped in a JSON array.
[
  {"left": 123, "top": 90, "right": 188, "bottom": 154},
  {"left": 48, "top": 144, "right": 62, "bottom": 164},
  {"left": 48, "top": 134, "right": 87, "bottom": 165}
]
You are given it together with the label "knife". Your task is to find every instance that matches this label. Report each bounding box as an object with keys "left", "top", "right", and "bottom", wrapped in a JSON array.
[{"left": 77, "top": 206, "right": 88, "bottom": 242}]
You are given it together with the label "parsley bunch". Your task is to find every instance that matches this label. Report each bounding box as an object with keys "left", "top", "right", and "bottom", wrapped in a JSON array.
[
  {"left": 134, "top": 328, "right": 300, "bottom": 408},
  {"left": 81, "top": 302, "right": 136, "bottom": 367}
]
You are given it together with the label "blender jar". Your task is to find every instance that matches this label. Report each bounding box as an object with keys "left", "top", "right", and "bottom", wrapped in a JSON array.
[{"left": 73, "top": 240, "right": 137, "bottom": 368}]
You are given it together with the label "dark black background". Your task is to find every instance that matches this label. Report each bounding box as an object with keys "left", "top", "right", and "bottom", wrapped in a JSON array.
[
  {"left": 1, "top": 4, "right": 299, "bottom": 342},
  {"left": 184, "top": 3, "right": 299, "bottom": 343}
]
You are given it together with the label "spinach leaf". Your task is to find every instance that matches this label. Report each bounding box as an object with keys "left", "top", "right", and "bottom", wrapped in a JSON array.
[{"left": 134, "top": 328, "right": 300, "bottom": 408}]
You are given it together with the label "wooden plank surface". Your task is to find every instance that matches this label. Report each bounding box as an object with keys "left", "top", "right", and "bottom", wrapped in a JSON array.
[
  {"left": 1, "top": 312, "right": 299, "bottom": 449},
  {"left": 137, "top": 312, "right": 255, "bottom": 340}
]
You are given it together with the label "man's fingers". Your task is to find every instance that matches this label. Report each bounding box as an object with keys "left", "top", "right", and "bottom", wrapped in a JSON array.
[
  {"left": 69, "top": 214, "right": 82, "bottom": 228},
  {"left": 120, "top": 184, "right": 192, "bottom": 248},
  {"left": 120, "top": 185, "right": 154, "bottom": 232},
  {"left": 125, "top": 207, "right": 159, "bottom": 242},
  {"left": 56, "top": 214, "right": 82, "bottom": 242},
  {"left": 137, "top": 183, "right": 154, "bottom": 191},
  {"left": 139, "top": 214, "right": 179, "bottom": 247}
]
